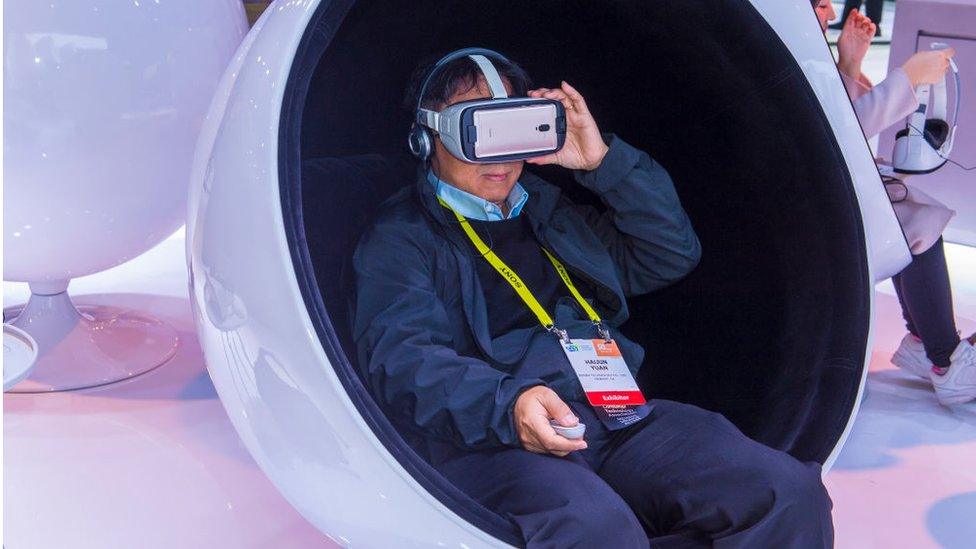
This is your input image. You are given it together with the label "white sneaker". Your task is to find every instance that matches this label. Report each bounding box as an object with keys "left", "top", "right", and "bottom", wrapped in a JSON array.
[
  {"left": 931, "top": 337, "right": 976, "bottom": 406},
  {"left": 891, "top": 333, "right": 933, "bottom": 380}
]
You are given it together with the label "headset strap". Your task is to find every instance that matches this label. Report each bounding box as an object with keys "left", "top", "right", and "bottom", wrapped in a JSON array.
[
  {"left": 417, "top": 108, "right": 440, "bottom": 131},
  {"left": 949, "top": 60, "right": 961, "bottom": 134},
  {"left": 415, "top": 47, "right": 511, "bottom": 116},
  {"left": 467, "top": 54, "right": 509, "bottom": 99}
]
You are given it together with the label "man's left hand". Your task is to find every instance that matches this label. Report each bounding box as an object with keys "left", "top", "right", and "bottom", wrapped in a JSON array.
[{"left": 526, "top": 81, "right": 608, "bottom": 171}]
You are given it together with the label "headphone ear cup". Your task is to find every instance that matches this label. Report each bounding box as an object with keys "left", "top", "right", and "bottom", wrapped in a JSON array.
[
  {"left": 408, "top": 127, "right": 432, "bottom": 160},
  {"left": 923, "top": 119, "right": 950, "bottom": 149}
]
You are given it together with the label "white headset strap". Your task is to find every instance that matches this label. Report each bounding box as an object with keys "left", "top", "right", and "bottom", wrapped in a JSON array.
[
  {"left": 414, "top": 50, "right": 510, "bottom": 131},
  {"left": 467, "top": 54, "right": 509, "bottom": 99},
  {"left": 949, "top": 59, "right": 961, "bottom": 131},
  {"left": 909, "top": 85, "right": 929, "bottom": 136},
  {"left": 927, "top": 42, "right": 961, "bottom": 137},
  {"left": 415, "top": 47, "right": 512, "bottom": 113},
  {"left": 940, "top": 66, "right": 961, "bottom": 155},
  {"left": 417, "top": 108, "right": 440, "bottom": 131},
  {"left": 931, "top": 72, "right": 948, "bottom": 121}
]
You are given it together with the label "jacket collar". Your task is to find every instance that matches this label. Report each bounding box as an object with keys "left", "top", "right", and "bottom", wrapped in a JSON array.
[
  {"left": 412, "top": 164, "right": 626, "bottom": 326},
  {"left": 414, "top": 165, "right": 563, "bottom": 227},
  {"left": 426, "top": 170, "right": 529, "bottom": 221}
]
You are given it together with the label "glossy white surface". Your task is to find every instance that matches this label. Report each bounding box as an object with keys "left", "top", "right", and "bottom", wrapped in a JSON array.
[
  {"left": 754, "top": 0, "right": 912, "bottom": 284},
  {"left": 751, "top": 0, "right": 914, "bottom": 472},
  {"left": 4, "top": 0, "right": 246, "bottom": 392},
  {"left": 3, "top": 0, "right": 248, "bottom": 283},
  {"left": 3, "top": 324, "right": 38, "bottom": 390},
  {"left": 3, "top": 232, "right": 335, "bottom": 549},
  {"left": 5, "top": 231, "right": 975, "bottom": 548},
  {"left": 5, "top": 295, "right": 179, "bottom": 393},
  {"left": 187, "top": 1, "right": 506, "bottom": 546},
  {"left": 185, "top": 0, "right": 911, "bottom": 545}
]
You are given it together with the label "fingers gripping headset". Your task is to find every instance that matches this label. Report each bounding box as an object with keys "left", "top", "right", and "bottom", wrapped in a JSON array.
[
  {"left": 407, "top": 47, "right": 567, "bottom": 164},
  {"left": 893, "top": 42, "right": 962, "bottom": 174}
]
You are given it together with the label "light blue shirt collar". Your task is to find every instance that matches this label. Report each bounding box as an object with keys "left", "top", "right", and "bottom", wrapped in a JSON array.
[{"left": 428, "top": 170, "right": 528, "bottom": 221}]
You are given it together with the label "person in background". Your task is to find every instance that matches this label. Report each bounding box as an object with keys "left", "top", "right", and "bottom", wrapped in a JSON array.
[
  {"left": 813, "top": 0, "right": 976, "bottom": 405},
  {"left": 829, "top": 0, "right": 884, "bottom": 36}
]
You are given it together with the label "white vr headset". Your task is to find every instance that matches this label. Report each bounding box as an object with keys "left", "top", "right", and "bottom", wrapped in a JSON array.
[
  {"left": 892, "top": 42, "right": 961, "bottom": 175},
  {"left": 407, "top": 47, "right": 567, "bottom": 163}
]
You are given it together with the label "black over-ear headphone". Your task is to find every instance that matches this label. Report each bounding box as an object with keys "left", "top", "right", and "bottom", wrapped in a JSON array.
[{"left": 407, "top": 48, "right": 513, "bottom": 162}]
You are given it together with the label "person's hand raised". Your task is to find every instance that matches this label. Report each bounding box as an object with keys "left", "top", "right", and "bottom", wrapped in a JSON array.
[
  {"left": 513, "top": 386, "right": 587, "bottom": 456},
  {"left": 902, "top": 47, "right": 955, "bottom": 87},
  {"left": 836, "top": 9, "right": 876, "bottom": 78},
  {"left": 525, "top": 81, "right": 608, "bottom": 171}
]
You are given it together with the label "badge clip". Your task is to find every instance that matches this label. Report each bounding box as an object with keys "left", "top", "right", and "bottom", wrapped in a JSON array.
[
  {"left": 594, "top": 321, "right": 611, "bottom": 343},
  {"left": 547, "top": 324, "right": 571, "bottom": 344}
]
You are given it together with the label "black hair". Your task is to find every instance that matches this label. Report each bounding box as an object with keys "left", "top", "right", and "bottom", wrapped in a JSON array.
[{"left": 402, "top": 51, "right": 533, "bottom": 112}]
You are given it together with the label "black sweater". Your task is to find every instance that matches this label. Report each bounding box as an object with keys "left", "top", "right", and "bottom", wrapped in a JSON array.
[{"left": 465, "top": 216, "right": 594, "bottom": 339}]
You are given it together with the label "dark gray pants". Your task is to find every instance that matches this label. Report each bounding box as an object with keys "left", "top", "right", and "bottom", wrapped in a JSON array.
[
  {"left": 893, "top": 238, "right": 961, "bottom": 368},
  {"left": 432, "top": 400, "right": 833, "bottom": 548}
]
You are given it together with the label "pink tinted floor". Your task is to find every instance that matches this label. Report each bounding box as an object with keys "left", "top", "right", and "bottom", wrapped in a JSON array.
[
  {"left": 4, "top": 230, "right": 975, "bottom": 548},
  {"left": 3, "top": 231, "right": 336, "bottom": 549},
  {"left": 827, "top": 247, "right": 976, "bottom": 549}
]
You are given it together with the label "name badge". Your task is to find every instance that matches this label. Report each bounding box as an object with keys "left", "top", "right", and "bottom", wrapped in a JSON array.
[{"left": 560, "top": 338, "right": 646, "bottom": 406}]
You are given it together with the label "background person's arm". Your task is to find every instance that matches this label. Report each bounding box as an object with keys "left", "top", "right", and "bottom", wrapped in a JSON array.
[
  {"left": 849, "top": 68, "right": 919, "bottom": 139},
  {"left": 844, "top": 48, "right": 953, "bottom": 139},
  {"left": 857, "top": 72, "right": 874, "bottom": 91}
]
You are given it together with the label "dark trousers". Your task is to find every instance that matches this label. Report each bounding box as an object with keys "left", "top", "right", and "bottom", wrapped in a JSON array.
[
  {"left": 432, "top": 400, "right": 834, "bottom": 548},
  {"left": 837, "top": 0, "right": 884, "bottom": 25},
  {"left": 893, "top": 238, "right": 961, "bottom": 367}
]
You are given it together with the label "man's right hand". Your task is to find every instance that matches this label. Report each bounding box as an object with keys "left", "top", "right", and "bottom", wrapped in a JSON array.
[
  {"left": 513, "top": 386, "right": 588, "bottom": 456},
  {"left": 902, "top": 48, "right": 955, "bottom": 87}
]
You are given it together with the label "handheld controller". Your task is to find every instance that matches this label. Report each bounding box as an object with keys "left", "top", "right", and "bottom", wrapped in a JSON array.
[{"left": 549, "top": 419, "right": 586, "bottom": 440}]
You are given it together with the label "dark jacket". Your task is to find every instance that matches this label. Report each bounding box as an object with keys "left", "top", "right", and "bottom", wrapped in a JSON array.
[{"left": 352, "top": 135, "right": 701, "bottom": 452}]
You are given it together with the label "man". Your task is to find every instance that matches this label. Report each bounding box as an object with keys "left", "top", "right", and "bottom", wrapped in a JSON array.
[{"left": 353, "top": 50, "right": 833, "bottom": 547}]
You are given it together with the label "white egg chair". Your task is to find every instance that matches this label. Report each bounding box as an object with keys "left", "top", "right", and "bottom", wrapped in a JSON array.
[
  {"left": 188, "top": 0, "right": 911, "bottom": 546},
  {"left": 4, "top": 0, "right": 247, "bottom": 391}
]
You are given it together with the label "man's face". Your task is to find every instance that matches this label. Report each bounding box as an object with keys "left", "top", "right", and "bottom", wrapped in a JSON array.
[
  {"left": 813, "top": 0, "right": 836, "bottom": 32},
  {"left": 428, "top": 76, "right": 523, "bottom": 205}
]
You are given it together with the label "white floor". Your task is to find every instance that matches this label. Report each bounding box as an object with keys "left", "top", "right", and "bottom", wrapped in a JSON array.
[
  {"left": 827, "top": 262, "right": 976, "bottom": 549},
  {"left": 3, "top": 229, "right": 333, "bottom": 549},
  {"left": 4, "top": 222, "right": 976, "bottom": 548}
]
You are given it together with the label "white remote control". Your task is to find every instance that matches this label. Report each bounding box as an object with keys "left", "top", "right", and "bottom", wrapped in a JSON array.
[{"left": 549, "top": 419, "right": 586, "bottom": 440}]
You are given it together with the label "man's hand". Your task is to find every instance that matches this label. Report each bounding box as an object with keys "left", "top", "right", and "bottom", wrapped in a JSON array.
[
  {"left": 525, "top": 81, "right": 608, "bottom": 171},
  {"left": 836, "top": 10, "right": 875, "bottom": 79},
  {"left": 902, "top": 47, "right": 955, "bottom": 87},
  {"left": 513, "top": 385, "right": 588, "bottom": 456}
]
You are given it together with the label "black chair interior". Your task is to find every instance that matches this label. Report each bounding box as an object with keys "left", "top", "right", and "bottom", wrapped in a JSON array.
[{"left": 284, "top": 0, "right": 870, "bottom": 542}]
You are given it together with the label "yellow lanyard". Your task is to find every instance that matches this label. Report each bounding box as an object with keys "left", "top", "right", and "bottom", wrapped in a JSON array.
[{"left": 439, "top": 197, "right": 609, "bottom": 342}]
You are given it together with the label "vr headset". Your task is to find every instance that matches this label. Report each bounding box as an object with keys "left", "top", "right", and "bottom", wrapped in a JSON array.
[
  {"left": 892, "top": 42, "right": 960, "bottom": 175},
  {"left": 407, "top": 47, "right": 567, "bottom": 163}
]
